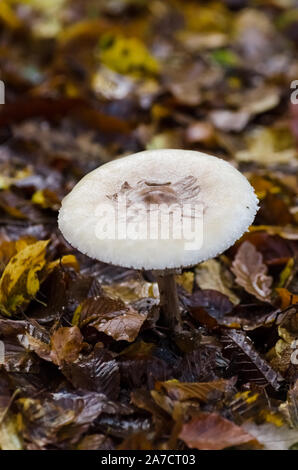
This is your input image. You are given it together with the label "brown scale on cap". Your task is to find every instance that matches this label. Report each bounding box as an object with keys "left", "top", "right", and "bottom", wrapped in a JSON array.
[{"left": 108, "top": 176, "right": 201, "bottom": 208}]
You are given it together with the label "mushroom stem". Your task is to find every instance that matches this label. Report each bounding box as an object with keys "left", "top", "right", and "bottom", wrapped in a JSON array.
[{"left": 155, "top": 271, "right": 181, "bottom": 331}]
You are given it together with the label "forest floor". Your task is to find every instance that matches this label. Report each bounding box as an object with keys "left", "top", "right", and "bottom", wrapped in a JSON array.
[{"left": 0, "top": 0, "right": 297, "bottom": 450}]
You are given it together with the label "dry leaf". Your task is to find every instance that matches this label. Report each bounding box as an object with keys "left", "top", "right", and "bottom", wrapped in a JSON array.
[
  {"left": 179, "top": 412, "right": 257, "bottom": 450},
  {"left": 175, "top": 272, "right": 194, "bottom": 294},
  {"left": 276, "top": 288, "right": 298, "bottom": 309},
  {"left": 196, "top": 259, "right": 240, "bottom": 304},
  {"left": 231, "top": 241, "right": 273, "bottom": 302},
  {"left": 155, "top": 379, "right": 234, "bottom": 402},
  {"left": 50, "top": 326, "right": 84, "bottom": 366},
  {"left": 0, "top": 240, "right": 49, "bottom": 316}
]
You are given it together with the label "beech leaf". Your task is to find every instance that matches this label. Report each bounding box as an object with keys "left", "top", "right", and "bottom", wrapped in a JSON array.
[
  {"left": 75, "top": 295, "right": 147, "bottom": 342},
  {"left": 50, "top": 326, "right": 84, "bottom": 366},
  {"left": 179, "top": 412, "right": 257, "bottom": 450},
  {"left": 231, "top": 241, "right": 273, "bottom": 302},
  {"left": 0, "top": 240, "right": 49, "bottom": 316}
]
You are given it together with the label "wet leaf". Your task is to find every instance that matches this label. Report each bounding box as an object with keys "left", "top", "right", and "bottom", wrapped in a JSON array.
[
  {"left": 183, "top": 289, "right": 234, "bottom": 329},
  {"left": 155, "top": 378, "right": 235, "bottom": 402},
  {"left": 62, "top": 344, "right": 120, "bottom": 399},
  {"left": 50, "top": 326, "right": 84, "bottom": 366},
  {"left": 75, "top": 295, "right": 147, "bottom": 342}
]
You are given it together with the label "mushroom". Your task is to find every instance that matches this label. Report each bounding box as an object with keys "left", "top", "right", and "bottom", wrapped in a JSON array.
[{"left": 58, "top": 149, "right": 258, "bottom": 331}]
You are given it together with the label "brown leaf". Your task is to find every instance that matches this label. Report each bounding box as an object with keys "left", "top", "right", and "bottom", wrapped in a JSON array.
[
  {"left": 221, "top": 329, "right": 284, "bottom": 391},
  {"left": 77, "top": 434, "right": 114, "bottom": 450},
  {"left": 155, "top": 379, "right": 235, "bottom": 403},
  {"left": 195, "top": 259, "right": 240, "bottom": 305},
  {"left": 231, "top": 241, "right": 273, "bottom": 302},
  {"left": 76, "top": 295, "right": 147, "bottom": 342},
  {"left": 179, "top": 412, "right": 257, "bottom": 450},
  {"left": 182, "top": 289, "right": 233, "bottom": 329},
  {"left": 62, "top": 344, "right": 120, "bottom": 399},
  {"left": 276, "top": 288, "right": 298, "bottom": 310},
  {"left": 50, "top": 326, "right": 84, "bottom": 366}
]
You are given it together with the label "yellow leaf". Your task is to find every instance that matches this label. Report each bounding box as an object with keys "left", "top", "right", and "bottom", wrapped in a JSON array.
[
  {"left": 100, "top": 35, "right": 159, "bottom": 77},
  {"left": 102, "top": 279, "right": 158, "bottom": 304},
  {"left": 32, "top": 189, "right": 60, "bottom": 210},
  {"left": 46, "top": 254, "right": 79, "bottom": 274},
  {"left": 260, "top": 410, "right": 284, "bottom": 427},
  {"left": 278, "top": 258, "right": 295, "bottom": 288},
  {"left": 176, "top": 272, "right": 194, "bottom": 294},
  {"left": 0, "top": 1, "right": 22, "bottom": 30},
  {"left": 0, "top": 240, "right": 49, "bottom": 316},
  {"left": 196, "top": 259, "right": 240, "bottom": 304},
  {"left": 276, "top": 288, "right": 298, "bottom": 309},
  {"left": 0, "top": 414, "right": 23, "bottom": 450}
]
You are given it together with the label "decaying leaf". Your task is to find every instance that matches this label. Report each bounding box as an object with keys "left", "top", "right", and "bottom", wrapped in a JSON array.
[
  {"left": 276, "top": 288, "right": 298, "bottom": 309},
  {"left": 231, "top": 241, "right": 273, "bottom": 302},
  {"left": 61, "top": 344, "right": 120, "bottom": 399},
  {"left": 175, "top": 272, "right": 194, "bottom": 294},
  {"left": 195, "top": 259, "right": 240, "bottom": 304},
  {"left": 102, "top": 279, "right": 158, "bottom": 304},
  {"left": 221, "top": 329, "right": 284, "bottom": 391},
  {"left": 0, "top": 240, "right": 49, "bottom": 316},
  {"left": 0, "top": 414, "right": 23, "bottom": 450},
  {"left": 0, "top": 0, "right": 298, "bottom": 451},
  {"left": 235, "top": 126, "right": 296, "bottom": 164},
  {"left": 179, "top": 412, "right": 257, "bottom": 450},
  {"left": 74, "top": 295, "right": 147, "bottom": 342},
  {"left": 183, "top": 289, "right": 234, "bottom": 329},
  {"left": 155, "top": 378, "right": 235, "bottom": 403},
  {"left": 50, "top": 326, "right": 84, "bottom": 366}
]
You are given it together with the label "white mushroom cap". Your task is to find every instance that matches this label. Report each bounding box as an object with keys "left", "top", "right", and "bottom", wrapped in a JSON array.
[{"left": 58, "top": 149, "right": 258, "bottom": 270}]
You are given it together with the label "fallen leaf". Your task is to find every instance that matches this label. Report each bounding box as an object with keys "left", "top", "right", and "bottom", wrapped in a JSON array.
[
  {"left": 221, "top": 329, "right": 284, "bottom": 391},
  {"left": 183, "top": 289, "right": 233, "bottom": 329},
  {"left": 0, "top": 414, "right": 23, "bottom": 450},
  {"left": 62, "top": 344, "right": 120, "bottom": 399},
  {"left": 231, "top": 241, "right": 273, "bottom": 302},
  {"left": 155, "top": 378, "right": 234, "bottom": 402},
  {"left": 196, "top": 259, "right": 240, "bottom": 304},
  {"left": 276, "top": 288, "right": 298, "bottom": 309},
  {"left": 235, "top": 126, "right": 296, "bottom": 164},
  {"left": 50, "top": 326, "right": 84, "bottom": 366},
  {"left": 76, "top": 295, "right": 147, "bottom": 342},
  {"left": 179, "top": 412, "right": 257, "bottom": 450},
  {"left": 175, "top": 272, "right": 194, "bottom": 294},
  {"left": 102, "top": 279, "right": 158, "bottom": 304},
  {"left": 99, "top": 35, "right": 159, "bottom": 77},
  {"left": 0, "top": 239, "right": 49, "bottom": 316}
]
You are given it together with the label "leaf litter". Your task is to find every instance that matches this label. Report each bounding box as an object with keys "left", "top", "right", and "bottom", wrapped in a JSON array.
[{"left": 0, "top": 0, "right": 297, "bottom": 451}]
